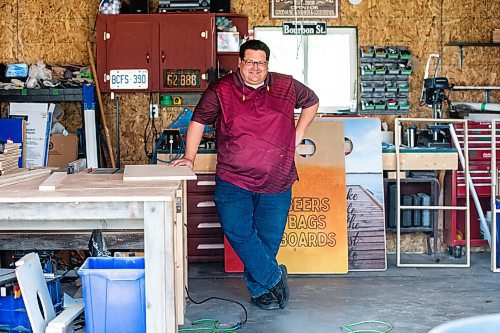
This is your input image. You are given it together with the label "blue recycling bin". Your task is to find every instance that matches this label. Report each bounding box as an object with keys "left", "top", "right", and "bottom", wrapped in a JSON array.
[{"left": 78, "top": 257, "right": 146, "bottom": 333}]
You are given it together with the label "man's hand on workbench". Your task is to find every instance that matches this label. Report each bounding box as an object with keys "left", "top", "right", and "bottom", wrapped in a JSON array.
[{"left": 169, "top": 157, "right": 194, "bottom": 170}]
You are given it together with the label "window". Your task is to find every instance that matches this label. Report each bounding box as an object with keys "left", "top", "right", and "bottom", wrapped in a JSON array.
[{"left": 254, "top": 26, "right": 358, "bottom": 114}]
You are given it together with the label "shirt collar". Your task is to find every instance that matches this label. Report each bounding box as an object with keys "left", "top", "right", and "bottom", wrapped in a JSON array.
[{"left": 234, "top": 69, "right": 272, "bottom": 89}]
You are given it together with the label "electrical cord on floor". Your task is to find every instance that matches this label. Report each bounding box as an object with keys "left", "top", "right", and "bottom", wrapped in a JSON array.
[
  {"left": 341, "top": 320, "right": 393, "bottom": 333},
  {"left": 178, "top": 287, "right": 247, "bottom": 332}
]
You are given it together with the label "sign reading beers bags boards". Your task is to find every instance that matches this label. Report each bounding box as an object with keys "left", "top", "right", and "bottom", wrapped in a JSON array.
[{"left": 277, "top": 121, "right": 348, "bottom": 274}]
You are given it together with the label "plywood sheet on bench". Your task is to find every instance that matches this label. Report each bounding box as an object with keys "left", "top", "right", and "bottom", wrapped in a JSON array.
[{"left": 123, "top": 165, "right": 196, "bottom": 181}]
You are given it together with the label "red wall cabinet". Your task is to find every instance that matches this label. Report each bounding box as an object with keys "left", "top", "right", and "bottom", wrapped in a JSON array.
[
  {"left": 96, "top": 13, "right": 248, "bottom": 93},
  {"left": 96, "top": 15, "right": 159, "bottom": 92},
  {"left": 96, "top": 13, "right": 216, "bottom": 92}
]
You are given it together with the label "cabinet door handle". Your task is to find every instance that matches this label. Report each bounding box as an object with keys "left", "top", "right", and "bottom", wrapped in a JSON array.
[
  {"left": 197, "top": 201, "right": 215, "bottom": 208},
  {"left": 146, "top": 53, "right": 150, "bottom": 63},
  {"left": 161, "top": 50, "right": 165, "bottom": 62},
  {"left": 197, "top": 181, "right": 216, "bottom": 186},
  {"left": 197, "top": 244, "right": 224, "bottom": 250},
  {"left": 201, "top": 30, "right": 208, "bottom": 39},
  {"left": 198, "top": 222, "right": 221, "bottom": 229}
]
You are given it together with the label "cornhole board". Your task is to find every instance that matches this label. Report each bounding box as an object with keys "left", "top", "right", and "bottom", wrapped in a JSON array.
[
  {"left": 225, "top": 120, "right": 348, "bottom": 274},
  {"left": 334, "top": 118, "right": 387, "bottom": 271}
]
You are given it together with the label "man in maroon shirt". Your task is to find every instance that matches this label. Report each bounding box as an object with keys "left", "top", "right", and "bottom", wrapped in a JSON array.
[{"left": 171, "top": 40, "right": 319, "bottom": 310}]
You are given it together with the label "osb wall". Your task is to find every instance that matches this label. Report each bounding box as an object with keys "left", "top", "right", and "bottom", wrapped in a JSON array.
[
  {"left": 1, "top": 0, "right": 498, "bottom": 252},
  {"left": 1, "top": 0, "right": 499, "bottom": 165}
]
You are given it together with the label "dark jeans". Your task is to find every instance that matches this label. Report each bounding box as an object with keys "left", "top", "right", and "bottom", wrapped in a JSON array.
[{"left": 214, "top": 177, "right": 291, "bottom": 298}]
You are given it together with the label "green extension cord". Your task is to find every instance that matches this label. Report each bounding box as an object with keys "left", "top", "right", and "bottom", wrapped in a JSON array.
[
  {"left": 341, "top": 320, "right": 393, "bottom": 333},
  {"left": 179, "top": 319, "right": 240, "bottom": 333}
]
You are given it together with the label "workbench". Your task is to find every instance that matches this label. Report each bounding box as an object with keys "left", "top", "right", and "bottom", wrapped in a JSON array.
[
  {"left": 382, "top": 148, "right": 458, "bottom": 171},
  {"left": 0, "top": 169, "right": 195, "bottom": 333},
  {"left": 160, "top": 149, "right": 459, "bottom": 172}
]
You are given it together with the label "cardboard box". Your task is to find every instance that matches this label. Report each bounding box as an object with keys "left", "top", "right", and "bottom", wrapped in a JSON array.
[{"left": 47, "top": 134, "right": 78, "bottom": 168}]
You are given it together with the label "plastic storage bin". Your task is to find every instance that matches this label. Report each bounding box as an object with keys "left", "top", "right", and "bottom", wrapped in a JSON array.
[
  {"left": 78, "top": 257, "right": 146, "bottom": 333},
  {"left": 0, "top": 278, "right": 62, "bottom": 333}
]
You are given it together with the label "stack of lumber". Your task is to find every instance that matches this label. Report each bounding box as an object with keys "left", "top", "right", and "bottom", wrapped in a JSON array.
[
  {"left": 494, "top": 29, "right": 500, "bottom": 43},
  {"left": 0, "top": 143, "right": 22, "bottom": 175},
  {"left": 0, "top": 169, "right": 51, "bottom": 188}
]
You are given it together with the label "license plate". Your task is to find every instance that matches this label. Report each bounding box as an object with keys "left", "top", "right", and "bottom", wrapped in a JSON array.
[
  {"left": 109, "top": 69, "right": 148, "bottom": 90},
  {"left": 163, "top": 69, "right": 201, "bottom": 88}
]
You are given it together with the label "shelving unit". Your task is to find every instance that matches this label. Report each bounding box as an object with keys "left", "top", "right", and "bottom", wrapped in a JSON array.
[
  {"left": 395, "top": 118, "right": 470, "bottom": 267},
  {"left": 359, "top": 45, "right": 412, "bottom": 115},
  {"left": 0, "top": 85, "right": 98, "bottom": 168},
  {"left": 0, "top": 88, "right": 83, "bottom": 102},
  {"left": 215, "top": 13, "right": 248, "bottom": 77},
  {"left": 385, "top": 177, "right": 440, "bottom": 262}
]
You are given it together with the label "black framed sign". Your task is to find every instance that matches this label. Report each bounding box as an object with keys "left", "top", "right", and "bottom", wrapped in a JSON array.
[
  {"left": 282, "top": 21, "right": 327, "bottom": 35},
  {"left": 271, "top": 0, "right": 339, "bottom": 19}
]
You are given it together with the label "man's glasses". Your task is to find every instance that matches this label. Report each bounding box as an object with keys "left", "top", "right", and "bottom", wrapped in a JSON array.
[{"left": 241, "top": 59, "right": 268, "bottom": 68}]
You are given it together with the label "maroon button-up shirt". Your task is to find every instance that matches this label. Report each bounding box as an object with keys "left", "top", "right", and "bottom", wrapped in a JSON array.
[{"left": 192, "top": 70, "right": 318, "bottom": 193}]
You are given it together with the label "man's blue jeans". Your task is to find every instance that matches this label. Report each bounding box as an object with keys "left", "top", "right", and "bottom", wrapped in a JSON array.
[{"left": 214, "top": 177, "right": 291, "bottom": 298}]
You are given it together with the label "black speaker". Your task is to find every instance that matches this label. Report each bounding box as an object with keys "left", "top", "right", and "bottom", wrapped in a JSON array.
[
  {"left": 210, "top": 0, "right": 230, "bottom": 13},
  {"left": 130, "top": 0, "right": 149, "bottom": 14}
]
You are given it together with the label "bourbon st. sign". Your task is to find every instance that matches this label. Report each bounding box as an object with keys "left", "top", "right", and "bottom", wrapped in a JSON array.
[
  {"left": 282, "top": 21, "right": 327, "bottom": 35},
  {"left": 271, "top": 0, "right": 339, "bottom": 19}
]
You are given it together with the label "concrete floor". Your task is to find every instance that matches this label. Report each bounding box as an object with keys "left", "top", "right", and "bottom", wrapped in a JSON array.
[{"left": 181, "top": 252, "right": 500, "bottom": 333}]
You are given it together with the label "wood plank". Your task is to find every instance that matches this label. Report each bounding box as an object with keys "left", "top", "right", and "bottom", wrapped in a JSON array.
[
  {"left": 0, "top": 169, "right": 51, "bottom": 188},
  {"left": 39, "top": 172, "right": 66, "bottom": 191},
  {"left": 158, "top": 153, "right": 217, "bottom": 173},
  {"left": 0, "top": 231, "right": 145, "bottom": 250},
  {"left": 123, "top": 165, "right": 196, "bottom": 182},
  {"left": 0, "top": 201, "right": 144, "bottom": 221},
  {"left": 383, "top": 152, "right": 458, "bottom": 170}
]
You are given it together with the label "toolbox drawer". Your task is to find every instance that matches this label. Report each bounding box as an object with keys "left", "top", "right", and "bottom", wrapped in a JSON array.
[
  {"left": 188, "top": 236, "right": 224, "bottom": 257},
  {"left": 455, "top": 163, "right": 493, "bottom": 196},
  {"left": 187, "top": 194, "right": 217, "bottom": 214},
  {"left": 454, "top": 121, "right": 500, "bottom": 162},
  {"left": 187, "top": 214, "right": 221, "bottom": 235},
  {"left": 187, "top": 174, "right": 216, "bottom": 193}
]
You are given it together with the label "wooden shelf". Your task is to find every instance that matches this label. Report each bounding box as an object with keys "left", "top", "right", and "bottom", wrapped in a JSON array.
[
  {"left": 387, "top": 227, "right": 433, "bottom": 233},
  {"left": 446, "top": 42, "right": 500, "bottom": 47},
  {"left": 0, "top": 88, "right": 83, "bottom": 102},
  {"left": 445, "top": 42, "right": 500, "bottom": 68}
]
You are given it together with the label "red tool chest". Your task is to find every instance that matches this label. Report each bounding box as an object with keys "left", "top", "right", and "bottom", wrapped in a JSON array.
[{"left": 445, "top": 121, "right": 498, "bottom": 249}]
